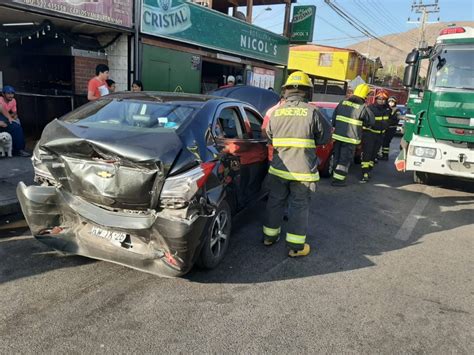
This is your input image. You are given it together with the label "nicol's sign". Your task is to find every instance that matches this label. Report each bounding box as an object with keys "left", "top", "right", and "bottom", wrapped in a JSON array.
[
  {"left": 141, "top": 0, "right": 289, "bottom": 65},
  {"left": 290, "top": 5, "right": 316, "bottom": 43}
]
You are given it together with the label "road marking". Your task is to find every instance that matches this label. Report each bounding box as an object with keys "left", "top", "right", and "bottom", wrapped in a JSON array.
[{"left": 394, "top": 194, "right": 430, "bottom": 241}]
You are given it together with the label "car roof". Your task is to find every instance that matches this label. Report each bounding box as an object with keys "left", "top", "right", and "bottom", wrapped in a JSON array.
[
  {"left": 101, "top": 91, "right": 239, "bottom": 104},
  {"left": 311, "top": 101, "right": 338, "bottom": 108}
]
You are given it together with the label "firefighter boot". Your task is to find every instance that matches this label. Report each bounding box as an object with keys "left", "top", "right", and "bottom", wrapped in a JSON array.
[
  {"left": 288, "top": 243, "right": 311, "bottom": 257},
  {"left": 360, "top": 173, "right": 370, "bottom": 183},
  {"left": 264, "top": 236, "right": 280, "bottom": 246},
  {"left": 331, "top": 179, "right": 346, "bottom": 187}
]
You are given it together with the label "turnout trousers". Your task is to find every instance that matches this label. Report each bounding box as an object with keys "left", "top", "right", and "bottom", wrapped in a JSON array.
[
  {"left": 332, "top": 140, "right": 356, "bottom": 182},
  {"left": 382, "top": 127, "right": 397, "bottom": 158},
  {"left": 361, "top": 131, "right": 383, "bottom": 175},
  {"left": 263, "top": 174, "right": 313, "bottom": 251}
]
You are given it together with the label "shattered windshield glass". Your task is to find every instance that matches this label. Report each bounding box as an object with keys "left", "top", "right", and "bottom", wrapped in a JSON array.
[
  {"left": 62, "top": 99, "right": 203, "bottom": 130},
  {"left": 428, "top": 44, "right": 474, "bottom": 90}
]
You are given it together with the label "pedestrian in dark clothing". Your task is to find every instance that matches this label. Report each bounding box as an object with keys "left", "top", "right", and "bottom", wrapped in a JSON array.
[
  {"left": 331, "top": 83, "right": 375, "bottom": 186},
  {"left": 361, "top": 90, "right": 390, "bottom": 182},
  {"left": 263, "top": 71, "right": 331, "bottom": 257}
]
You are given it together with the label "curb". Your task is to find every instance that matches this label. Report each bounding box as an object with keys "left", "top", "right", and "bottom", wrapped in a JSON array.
[{"left": 0, "top": 199, "right": 21, "bottom": 217}]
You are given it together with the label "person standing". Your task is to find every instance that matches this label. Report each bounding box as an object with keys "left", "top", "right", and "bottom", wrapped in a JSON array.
[
  {"left": 219, "top": 75, "right": 235, "bottom": 89},
  {"left": 87, "top": 64, "right": 109, "bottom": 101},
  {"left": 331, "top": 83, "right": 374, "bottom": 186},
  {"left": 106, "top": 79, "right": 116, "bottom": 93},
  {"left": 263, "top": 71, "right": 331, "bottom": 257},
  {"left": 360, "top": 90, "right": 390, "bottom": 182},
  {"left": 0, "top": 87, "right": 30, "bottom": 157},
  {"left": 132, "top": 80, "right": 144, "bottom": 92},
  {"left": 380, "top": 96, "right": 402, "bottom": 160}
]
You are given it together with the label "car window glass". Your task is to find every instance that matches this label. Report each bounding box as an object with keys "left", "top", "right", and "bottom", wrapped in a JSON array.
[
  {"left": 215, "top": 107, "right": 244, "bottom": 139},
  {"left": 63, "top": 99, "right": 202, "bottom": 131},
  {"left": 243, "top": 108, "right": 263, "bottom": 139},
  {"left": 319, "top": 108, "right": 335, "bottom": 124}
]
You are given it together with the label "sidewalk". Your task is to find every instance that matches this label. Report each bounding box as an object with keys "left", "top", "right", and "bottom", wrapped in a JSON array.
[{"left": 0, "top": 156, "right": 35, "bottom": 216}]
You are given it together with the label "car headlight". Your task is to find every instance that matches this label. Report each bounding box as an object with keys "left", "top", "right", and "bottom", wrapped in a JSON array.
[{"left": 411, "top": 146, "right": 437, "bottom": 159}]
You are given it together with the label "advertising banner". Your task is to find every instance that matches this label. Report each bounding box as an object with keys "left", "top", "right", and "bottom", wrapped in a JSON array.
[
  {"left": 290, "top": 5, "right": 316, "bottom": 43},
  {"left": 250, "top": 67, "right": 275, "bottom": 89},
  {"left": 11, "top": 0, "right": 133, "bottom": 28},
  {"left": 141, "top": 0, "right": 289, "bottom": 65}
]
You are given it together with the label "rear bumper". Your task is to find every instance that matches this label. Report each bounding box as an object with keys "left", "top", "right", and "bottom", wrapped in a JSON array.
[
  {"left": 406, "top": 135, "right": 474, "bottom": 180},
  {"left": 16, "top": 182, "right": 211, "bottom": 277}
]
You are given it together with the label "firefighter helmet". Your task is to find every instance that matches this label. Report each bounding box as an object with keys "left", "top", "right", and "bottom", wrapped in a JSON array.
[
  {"left": 375, "top": 89, "right": 389, "bottom": 100},
  {"left": 388, "top": 96, "right": 397, "bottom": 103},
  {"left": 353, "top": 83, "right": 370, "bottom": 99},
  {"left": 283, "top": 71, "right": 312, "bottom": 88}
]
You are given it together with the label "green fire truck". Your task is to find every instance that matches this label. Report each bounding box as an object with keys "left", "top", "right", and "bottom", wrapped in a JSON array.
[{"left": 400, "top": 25, "right": 474, "bottom": 184}]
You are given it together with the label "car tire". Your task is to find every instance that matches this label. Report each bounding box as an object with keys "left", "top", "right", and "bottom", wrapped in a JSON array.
[
  {"left": 196, "top": 200, "right": 232, "bottom": 270},
  {"left": 413, "top": 171, "right": 432, "bottom": 185},
  {"left": 320, "top": 151, "right": 334, "bottom": 178}
]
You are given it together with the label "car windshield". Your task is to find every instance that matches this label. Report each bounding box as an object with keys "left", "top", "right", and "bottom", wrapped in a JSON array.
[
  {"left": 428, "top": 44, "right": 474, "bottom": 90},
  {"left": 62, "top": 98, "right": 203, "bottom": 131},
  {"left": 319, "top": 107, "right": 335, "bottom": 123}
]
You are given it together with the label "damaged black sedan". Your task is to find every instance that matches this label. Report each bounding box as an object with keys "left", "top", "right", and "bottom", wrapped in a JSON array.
[{"left": 17, "top": 92, "right": 269, "bottom": 277}]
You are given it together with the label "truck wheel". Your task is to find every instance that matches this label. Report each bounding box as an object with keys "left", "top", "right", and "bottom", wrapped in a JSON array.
[
  {"left": 413, "top": 171, "right": 432, "bottom": 184},
  {"left": 196, "top": 200, "right": 232, "bottom": 270}
]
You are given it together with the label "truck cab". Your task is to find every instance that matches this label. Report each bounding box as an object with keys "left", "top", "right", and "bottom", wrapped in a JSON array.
[{"left": 401, "top": 26, "right": 474, "bottom": 184}]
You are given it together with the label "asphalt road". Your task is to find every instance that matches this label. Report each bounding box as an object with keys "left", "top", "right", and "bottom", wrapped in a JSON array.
[{"left": 1, "top": 140, "right": 473, "bottom": 353}]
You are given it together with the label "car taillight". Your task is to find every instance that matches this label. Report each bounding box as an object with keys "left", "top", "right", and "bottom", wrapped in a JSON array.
[
  {"left": 160, "top": 162, "right": 216, "bottom": 209},
  {"left": 439, "top": 27, "right": 465, "bottom": 35}
]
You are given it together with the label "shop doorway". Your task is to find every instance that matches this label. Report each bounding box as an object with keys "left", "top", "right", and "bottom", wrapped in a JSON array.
[{"left": 201, "top": 60, "right": 244, "bottom": 94}]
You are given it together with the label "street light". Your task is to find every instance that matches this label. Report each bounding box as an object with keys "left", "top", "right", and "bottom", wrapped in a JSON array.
[{"left": 253, "top": 6, "right": 272, "bottom": 22}]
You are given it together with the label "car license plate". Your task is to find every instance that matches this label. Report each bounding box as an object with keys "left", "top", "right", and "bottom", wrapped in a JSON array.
[{"left": 91, "top": 226, "right": 126, "bottom": 243}]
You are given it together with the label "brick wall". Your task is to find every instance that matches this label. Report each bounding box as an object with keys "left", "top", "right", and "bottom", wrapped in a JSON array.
[{"left": 74, "top": 56, "right": 109, "bottom": 95}]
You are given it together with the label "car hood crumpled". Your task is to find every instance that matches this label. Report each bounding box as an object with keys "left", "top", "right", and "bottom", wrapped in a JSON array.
[{"left": 36, "top": 119, "right": 185, "bottom": 210}]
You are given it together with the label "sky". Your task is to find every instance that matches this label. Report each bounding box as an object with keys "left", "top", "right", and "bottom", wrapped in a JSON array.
[{"left": 244, "top": 0, "right": 474, "bottom": 47}]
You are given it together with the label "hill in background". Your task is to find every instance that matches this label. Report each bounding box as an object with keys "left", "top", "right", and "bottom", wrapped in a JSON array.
[{"left": 348, "top": 21, "right": 474, "bottom": 74}]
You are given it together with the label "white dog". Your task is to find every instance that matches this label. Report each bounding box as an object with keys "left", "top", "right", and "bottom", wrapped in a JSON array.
[{"left": 0, "top": 132, "right": 13, "bottom": 158}]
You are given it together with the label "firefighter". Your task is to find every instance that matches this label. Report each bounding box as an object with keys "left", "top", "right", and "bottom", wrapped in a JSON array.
[
  {"left": 380, "top": 96, "right": 402, "bottom": 160},
  {"left": 263, "top": 71, "right": 331, "bottom": 257},
  {"left": 361, "top": 90, "right": 390, "bottom": 182},
  {"left": 331, "top": 83, "right": 375, "bottom": 187}
]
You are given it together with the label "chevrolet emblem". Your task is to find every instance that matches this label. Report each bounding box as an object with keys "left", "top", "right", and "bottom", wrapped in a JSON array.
[{"left": 97, "top": 171, "right": 114, "bottom": 178}]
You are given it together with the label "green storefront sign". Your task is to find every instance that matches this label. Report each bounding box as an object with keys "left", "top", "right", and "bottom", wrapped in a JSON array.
[
  {"left": 290, "top": 5, "right": 316, "bottom": 43},
  {"left": 141, "top": 0, "right": 289, "bottom": 65}
]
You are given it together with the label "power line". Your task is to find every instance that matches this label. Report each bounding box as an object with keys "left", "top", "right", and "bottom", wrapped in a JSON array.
[{"left": 323, "top": 0, "right": 404, "bottom": 53}]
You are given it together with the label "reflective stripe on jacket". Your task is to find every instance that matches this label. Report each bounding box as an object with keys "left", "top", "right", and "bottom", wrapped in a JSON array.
[
  {"left": 267, "top": 95, "right": 331, "bottom": 182},
  {"left": 332, "top": 96, "right": 375, "bottom": 145},
  {"left": 366, "top": 104, "right": 391, "bottom": 133}
]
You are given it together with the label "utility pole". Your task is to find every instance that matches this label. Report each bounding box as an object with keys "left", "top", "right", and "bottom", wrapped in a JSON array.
[{"left": 408, "top": 0, "right": 440, "bottom": 48}]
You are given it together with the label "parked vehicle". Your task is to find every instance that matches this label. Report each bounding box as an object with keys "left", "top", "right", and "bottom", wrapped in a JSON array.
[
  {"left": 396, "top": 104, "right": 408, "bottom": 136},
  {"left": 211, "top": 85, "right": 280, "bottom": 114},
  {"left": 311, "top": 101, "right": 337, "bottom": 177},
  {"left": 17, "top": 92, "right": 270, "bottom": 277},
  {"left": 400, "top": 26, "right": 474, "bottom": 184}
]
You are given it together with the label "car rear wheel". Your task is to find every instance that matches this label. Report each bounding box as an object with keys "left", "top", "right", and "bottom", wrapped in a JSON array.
[
  {"left": 320, "top": 151, "right": 334, "bottom": 178},
  {"left": 197, "top": 200, "right": 232, "bottom": 269}
]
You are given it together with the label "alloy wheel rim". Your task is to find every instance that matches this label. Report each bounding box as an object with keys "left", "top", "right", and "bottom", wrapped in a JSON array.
[{"left": 210, "top": 210, "right": 228, "bottom": 257}]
